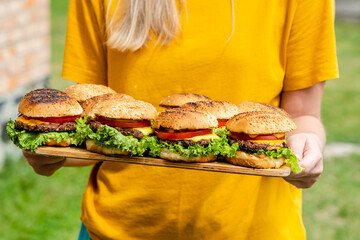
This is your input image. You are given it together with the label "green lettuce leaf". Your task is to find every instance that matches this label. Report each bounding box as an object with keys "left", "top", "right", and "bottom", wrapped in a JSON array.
[
  {"left": 83, "top": 124, "right": 161, "bottom": 157},
  {"left": 6, "top": 116, "right": 90, "bottom": 152},
  {"left": 253, "top": 148, "right": 304, "bottom": 173},
  {"left": 70, "top": 115, "right": 92, "bottom": 146},
  {"left": 213, "top": 127, "right": 304, "bottom": 173},
  {"left": 159, "top": 128, "right": 233, "bottom": 157},
  {"left": 212, "top": 127, "right": 240, "bottom": 157},
  {"left": 6, "top": 119, "right": 71, "bottom": 152},
  {"left": 212, "top": 126, "right": 229, "bottom": 139}
]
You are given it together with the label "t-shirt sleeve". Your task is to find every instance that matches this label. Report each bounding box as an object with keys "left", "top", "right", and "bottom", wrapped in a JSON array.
[
  {"left": 283, "top": 0, "right": 339, "bottom": 91},
  {"left": 61, "top": 0, "right": 107, "bottom": 85}
]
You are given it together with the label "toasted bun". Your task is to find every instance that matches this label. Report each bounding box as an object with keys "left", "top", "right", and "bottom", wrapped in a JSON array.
[
  {"left": 45, "top": 138, "right": 71, "bottom": 147},
  {"left": 153, "top": 109, "right": 217, "bottom": 130},
  {"left": 64, "top": 84, "right": 116, "bottom": 103},
  {"left": 181, "top": 101, "right": 239, "bottom": 120},
  {"left": 89, "top": 99, "right": 157, "bottom": 120},
  {"left": 82, "top": 93, "right": 135, "bottom": 115},
  {"left": 86, "top": 140, "right": 130, "bottom": 155},
  {"left": 237, "top": 101, "right": 290, "bottom": 116},
  {"left": 226, "top": 151, "right": 286, "bottom": 169},
  {"left": 159, "top": 148, "right": 217, "bottom": 163},
  {"left": 226, "top": 111, "right": 296, "bottom": 134},
  {"left": 18, "top": 88, "right": 83, "bottom": 117},
  {"left": 159, "top": 93, "right": 212, "bottom": 108}
]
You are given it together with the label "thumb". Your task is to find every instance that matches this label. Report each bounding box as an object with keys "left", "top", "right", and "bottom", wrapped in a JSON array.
[{"left": 287, "top": 134, "right": 307, "bottom": 162}]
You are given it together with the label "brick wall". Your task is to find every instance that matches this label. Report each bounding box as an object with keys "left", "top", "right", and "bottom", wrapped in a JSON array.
[
  {"left": 336, "top": 0, "right": 360, "bottom": 20},
  {"left": 0, "top": 0, "right": 50, "bottom": 167}
]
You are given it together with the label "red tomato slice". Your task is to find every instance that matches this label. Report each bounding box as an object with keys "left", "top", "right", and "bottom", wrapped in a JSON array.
[
  {"left": 96, "top": 116, "right": 151, "bottom": 128},
  {"left": 34, "top": 115, "right": 82, "bottom": 124},
  {"left": 217, "top": 120, "right": 227, "bottom": 127},
  {"left": 155, "top": 129, "right": 212, "bottom": 140},
  {"left": 229, "top": 132, "right": 285, "bottom": 140}
]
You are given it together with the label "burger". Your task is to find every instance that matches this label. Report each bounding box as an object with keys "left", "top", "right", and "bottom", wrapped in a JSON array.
[
  {"left": 159, "top": 93, "right": 212, "bottom": 109},
  {"left": 180, "top": 101, "right": 239, "bottom": 127},
  {"left": 152, "top": 109, "right": 224, "bottom": 162},
  {"left": 64, "top": 83, "right": 117, "bottom": 105},
  {"left": 237, "top": 100, "right": 289, "bottom": 116},
  {"left": 224, "top": 111, "right": 303, "bottom": 173},
  {"left": 81, "top": 93, "right": 135, "bottom": 116},
  {"left": 83, "top": 99, "right": 158, "bottom": 156},
  {"left": 6, "top": 88, "right": 86, "bottom": 152}
]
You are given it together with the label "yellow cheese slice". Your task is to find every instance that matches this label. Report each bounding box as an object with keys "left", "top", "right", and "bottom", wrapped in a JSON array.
[
  {"left": 15, "top": 115, "right": 50, "bottom": 126},
  {"left": 184, "top": 134, "right": 220, "bottom": 142},
  {"left": 250, "top": 140, "right": 285, "bottom": 144},
  {"left": 249, "top": 139, "right": 285, "bottom": 150},
  {"left": 134, "top": 126, "right": 154, "bottom": 136}
]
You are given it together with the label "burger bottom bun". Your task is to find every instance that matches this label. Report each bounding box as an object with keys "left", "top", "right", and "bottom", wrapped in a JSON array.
[
  {"left": 86, "top": 140, "right": 130, "bottom": 156},
  {"left": 45, "top": 138, "right": 71, "bottom": 147},
  {"left": 225, "top": 151, "right": 286, "bottom": 169},
  {"left": 159, "top": 148, "right": 217, "bottom": 163}
]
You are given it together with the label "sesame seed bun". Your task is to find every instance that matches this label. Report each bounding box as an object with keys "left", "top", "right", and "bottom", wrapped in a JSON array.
[
  {"left": 153, "top": 109, "right": 217, "bottom": 130},
  {"left": 225, "top": 151, "right": 286, "bottom": 169},
  {"left": 180, "top": 101, "right": 239, "bottom": 120},
  {"left": 159, "top": 148, "right": 217, "bottom": 163},
  {"left": 237, "top": 101, "right": 290, "bottom": 116},
  {"left": 89, "top": 99, "right": 157, "bottom": 120},
  {"left": 82, "top": 93, "right": 135, "bottom": 116},
  {"left": 159, "top": 93, "right": 212, "bottom": 108},
  {"left": 86, "top": 140, "right": 130, "bottom": 156},
  {"left": 226, "top": 111, "right": 296, "bottom": 134},
  {"left": 18, "top": 88, "right": 83, "bottom": 117},
  {"left": 64, "top": 84, "right": 116, "bottom": 104}
]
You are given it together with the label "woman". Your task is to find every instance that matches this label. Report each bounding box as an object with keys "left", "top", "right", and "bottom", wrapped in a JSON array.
[{"left": 25, "top": 0, "right": 338, "bottom": 239}]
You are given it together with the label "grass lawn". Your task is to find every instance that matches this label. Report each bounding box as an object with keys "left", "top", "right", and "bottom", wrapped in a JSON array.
[
  {"left": 0, "top": 159, "right": 90, "bottom": 239},
  {"left": 0, "top": 1, "right": 359, "bottom": 239},
  {"left": 322, "top": 21, "right": 360, "bottom": 143},
  {"left": 303, "top": 155, "right": 360, "bottom": 240}
]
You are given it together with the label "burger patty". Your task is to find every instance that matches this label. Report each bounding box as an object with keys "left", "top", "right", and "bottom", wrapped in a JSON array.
[
  {"left": 229, "top": 138, "right": 288, "bottom": 153},
  {"left": 159, "top": 139, "right": 210, "bottom": 147},
  {"left": 15, "top": 120, "right": 76, "bottom": 132},
  {"left": 90, "top": 121, "right": 144, "bottom": 139}
]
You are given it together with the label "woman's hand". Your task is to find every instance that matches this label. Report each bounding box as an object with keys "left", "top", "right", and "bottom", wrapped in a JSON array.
[
  {"left": 283, "top": 133, "right": 323, "bottom": 188},
  {"left": 23, "top": 150, "right": 65, "bottom": 177}
]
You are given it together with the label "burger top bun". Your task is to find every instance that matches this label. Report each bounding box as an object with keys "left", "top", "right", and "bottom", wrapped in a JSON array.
[
  {"left": 64, "top": 84, "right": 116, "bottom": 103},
  {"left": 226, "top": 111, "right": 296, "bottom": 134},
  {"left": 153, "top": 109, "right": 218, "bottom": 130},
  {"left": 18, "top": 88, "right": 83, "bottom": 117},
  {"left": 82, "top": 93, "right": 135, "bottom": 115},
  {"left": 181, "top": 101, "right": 239, "bottom": 120},
  {"left": 90, "top": 99, "right": 157, "bottom": 120},
  {"left": 237, "top": 101, "right": 290, "bottom": 116},
  {"left": 159, "top": 93, "right": 212, "bottom": 108}
]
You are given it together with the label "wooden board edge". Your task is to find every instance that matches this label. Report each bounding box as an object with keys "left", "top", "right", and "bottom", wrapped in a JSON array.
[{"left": 35, "top": 146, "right": 291, "bottom": 177}]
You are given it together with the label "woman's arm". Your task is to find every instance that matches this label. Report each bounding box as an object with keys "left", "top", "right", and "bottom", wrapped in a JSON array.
[
  {"left": 23, "top": 151, "right": 98, "bottom": 177},
  {"left": 281, "top": 82, "right": 326, "bottom": 188}
]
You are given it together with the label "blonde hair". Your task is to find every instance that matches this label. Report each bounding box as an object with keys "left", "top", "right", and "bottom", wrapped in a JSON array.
[
  {"left": 106, "top": 0, "right": 184, "bottom": 52},
  {"left": 106, "top": 0, "right": 235, "bottom": 52}
]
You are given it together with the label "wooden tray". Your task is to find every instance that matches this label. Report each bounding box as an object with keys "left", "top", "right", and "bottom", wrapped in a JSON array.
[{"left": 35, "top": 147, "right": 291, "bottom": 177}]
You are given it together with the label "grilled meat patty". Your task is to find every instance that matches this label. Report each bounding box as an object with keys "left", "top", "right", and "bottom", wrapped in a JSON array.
[
  {"left": 229, "top": 138, "right": 288, "bottom": 153},
  {"left": 90, "top": 121, "right": 145, "bottom": 139},
  {"left": 15, "top": 120, "right": 76, "bottom": 132},
  {"left": 159, "top": 139, "right": 210, "bottom": 147}
]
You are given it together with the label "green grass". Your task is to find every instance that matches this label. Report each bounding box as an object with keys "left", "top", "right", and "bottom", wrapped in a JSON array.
[
  {"left": 322, "top": 21, "right": 360, "bottom": 143},
  {"left": 0, "top": 1, "right": 359, "bottom": 239},
  {"left": 303, "top": 154, "right": 360, "bottom": 240},
  {"left": 0, "top": 158, "right": 90, "bottom": 239}
]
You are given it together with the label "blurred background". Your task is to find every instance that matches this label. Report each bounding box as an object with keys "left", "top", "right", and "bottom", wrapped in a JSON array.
[{"left": 0, "top": 0, "right": 359, "bottom": 239}]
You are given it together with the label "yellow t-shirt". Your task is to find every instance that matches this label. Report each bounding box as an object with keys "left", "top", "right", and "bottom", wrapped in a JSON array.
[{"left": 62, "top": 0, "right": 338, "bottom": 239}]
